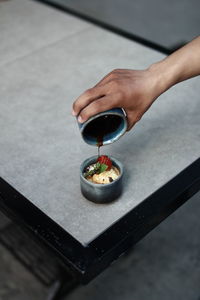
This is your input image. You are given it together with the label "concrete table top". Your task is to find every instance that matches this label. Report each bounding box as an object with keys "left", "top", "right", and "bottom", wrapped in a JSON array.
[{"left": 0, "top": 0, "right": 200, "bottom": 245}]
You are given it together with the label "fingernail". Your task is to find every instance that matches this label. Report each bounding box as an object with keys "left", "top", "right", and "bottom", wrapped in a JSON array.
[
  {"left": 72, "top": 109, "right": 77, "bottom": 116},
  {"left": 78, "top": 115, "right": 83, "bottom": 123}
]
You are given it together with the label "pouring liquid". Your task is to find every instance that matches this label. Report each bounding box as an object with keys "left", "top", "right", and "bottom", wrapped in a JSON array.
[{"left": 83, "top": 115, "right": 122, "bottom": 157}]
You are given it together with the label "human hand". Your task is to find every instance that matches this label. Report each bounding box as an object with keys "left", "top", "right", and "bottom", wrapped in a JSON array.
[
  {"left": 72, "top": 68, "right": 163, "bottom": 131},
  {"left": 72, "top": 37, "right": 200, "bottom": 131}
]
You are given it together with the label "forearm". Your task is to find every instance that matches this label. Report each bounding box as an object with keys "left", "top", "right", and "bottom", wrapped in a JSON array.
[{"left": 149, "top": 36, "right": 200, "bottom": 95}]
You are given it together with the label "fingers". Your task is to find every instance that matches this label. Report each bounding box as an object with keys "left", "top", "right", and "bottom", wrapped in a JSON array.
[
  {"left": 126, "top": 122, "right": 135, "bottom": 131},
  {"left": 72, "top": 85, "right": 106, "bottom": 117},
  {"left": 72, "top": 70, "right": 125, "bottom": 117},
  {"left": 126, "top": 111, "right": 142, "bottom": 131},
  {"left": 126, "top": 113, "right": 134, "bottom": 131},
  {"left": 77, "top": 95, "right": 116, "bottom": 123}
]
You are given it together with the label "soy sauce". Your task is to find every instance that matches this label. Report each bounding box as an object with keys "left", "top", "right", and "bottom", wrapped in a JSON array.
[{"left": 83, "top": 115, "right": 122, "bottom": 154}]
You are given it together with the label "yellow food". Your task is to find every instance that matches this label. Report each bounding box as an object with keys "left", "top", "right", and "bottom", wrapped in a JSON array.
[{"left": 86, "top": 166, "right": 120, "bottom": 184}]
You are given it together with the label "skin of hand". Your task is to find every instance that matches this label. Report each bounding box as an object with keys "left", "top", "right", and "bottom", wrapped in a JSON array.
[
  {"left": 72, "top": 68, "right": 163, "bottom": 131},
  {"left": 72, "top": 36, "right": 200, "bottom": 131}
]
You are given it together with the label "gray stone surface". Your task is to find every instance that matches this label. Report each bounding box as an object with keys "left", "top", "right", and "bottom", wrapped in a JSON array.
[
  {"left": 51, "top": 0, "right": 200, "bottom": 50},
  {"left": 0, "top": 191, "right": 200, "bottom": 300},
  {"left": 0, "top": 0, "right": 90, "bottom": 67},
  {"left": 0, "top": 0, "right": 200, "bottom": 244}
]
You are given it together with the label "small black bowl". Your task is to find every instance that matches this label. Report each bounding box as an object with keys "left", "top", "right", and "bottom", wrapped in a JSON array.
[{"left": 80, "top": 156, "right": 124, "bottom": 204}]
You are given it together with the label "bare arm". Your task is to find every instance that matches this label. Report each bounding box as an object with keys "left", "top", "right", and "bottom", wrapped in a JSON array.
[
  {"left": 72, "top": 36, "right": 200, "bottom": 130},
  {"left": 149, "top": 35, "right": 200, "bottom": 93}
]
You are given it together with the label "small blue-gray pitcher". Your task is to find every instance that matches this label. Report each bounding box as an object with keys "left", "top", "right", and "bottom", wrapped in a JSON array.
[{"left": 77, "top": 108, "right": 127, "bottom": 146}]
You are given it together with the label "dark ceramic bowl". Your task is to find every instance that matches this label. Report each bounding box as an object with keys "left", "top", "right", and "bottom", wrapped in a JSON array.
[{"left": 80, "top": 156, "right": 124, "bottom": 204}]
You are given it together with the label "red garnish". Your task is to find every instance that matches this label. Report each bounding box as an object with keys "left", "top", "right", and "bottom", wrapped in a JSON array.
[{"left": 97, "top": 155, "right": 112, "bottom": 170}]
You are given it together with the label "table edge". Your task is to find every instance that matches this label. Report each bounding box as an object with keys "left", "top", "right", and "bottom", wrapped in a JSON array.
[
  {"left": 37, "top": 0, "right": 172, "bottom": 54},
  {"left": 0, "top": 157, "right": 200, "bottom": 283}
]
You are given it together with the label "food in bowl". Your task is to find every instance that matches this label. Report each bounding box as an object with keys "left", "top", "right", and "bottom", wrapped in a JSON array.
[
  {"left": 84, "top": 155, "right": 120, "bottom": 184},
  {"left": 80, "top": 155, "right": 123, "bottom": 203}
]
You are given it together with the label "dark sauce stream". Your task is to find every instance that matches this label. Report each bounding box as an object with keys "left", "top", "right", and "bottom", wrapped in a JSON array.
[{"left": 83, "top": 115, "right": 122, "bottom": 156}]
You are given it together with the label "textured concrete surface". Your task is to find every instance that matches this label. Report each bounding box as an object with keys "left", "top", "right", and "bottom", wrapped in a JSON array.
[
  {"left": 49, "top": 0, "right": 200, "bottom": 50},
  {"left": 0, "top": 0, "right": 200, "bottom": 244},
  {"left": 0, "top": 191, "right": 200, "bottom": 300},
  {"left": 0, "top": 0, "right": 90, "bottom": 67}
]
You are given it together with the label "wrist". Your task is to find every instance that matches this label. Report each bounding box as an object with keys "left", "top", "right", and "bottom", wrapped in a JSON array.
[{"left": 147, "top": 58, "right": 180, "bottom": 96}]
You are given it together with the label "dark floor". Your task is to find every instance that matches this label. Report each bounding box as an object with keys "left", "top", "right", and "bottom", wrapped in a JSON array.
[
  {"left": 45, "top": 0, "right": 200, "bottom": 51},
  {"left": 0, "top": 191, "right": 200, "bottom": 300}
]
